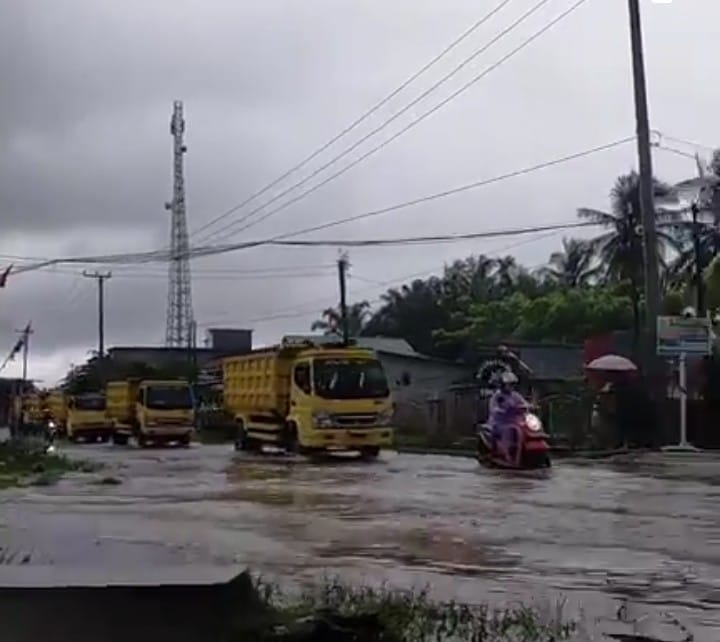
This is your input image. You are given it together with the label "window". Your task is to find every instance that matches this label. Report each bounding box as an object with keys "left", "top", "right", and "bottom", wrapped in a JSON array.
[
  {"left": 144, "top": 386, "right": 193, "bottom": 410},
  {"left": 313, "top": 359, "right": 390, "bottom": 400},
  {"left": 293, "top": 363, "right": 312, "bottom": 394}
]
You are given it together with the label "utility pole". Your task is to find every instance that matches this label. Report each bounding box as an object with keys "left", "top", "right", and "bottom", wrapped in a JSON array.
[
  {"left": 337, "top": 253, "right": 350, "bottom": 345},
  {"left": 691, "top": 202, "right": 705, "bottom": 316},
  {"left": 627, "top": 0, "right": 660, "bottom": 374},
  {"left": 83, "top": 271, "right": 112, "bottom": 358},
  {"left": 14, "top": 322, "right": 33, "bottom": 384}
]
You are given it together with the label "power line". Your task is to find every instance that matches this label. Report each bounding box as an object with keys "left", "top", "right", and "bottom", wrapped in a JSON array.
[
  {"left": 264, "top": 221, "right": 598, "bottom": 247},
  {"left": 201, "top": 0, "right": 589, "bottom": 245},
  {"left": 654, "top": 132, "right": 716, "bottom": 154},
  {"left": 11, "top": 133, "right": 628, "bottom": 273},
  {"left": 225, "top": 228, "right": 564, "bottom": 326},
  {"left": 188, "top": 0, "right": 518, "bottom": 242},
  {"left": 31, "top": 222, "right": 593, "bottom": 285}
]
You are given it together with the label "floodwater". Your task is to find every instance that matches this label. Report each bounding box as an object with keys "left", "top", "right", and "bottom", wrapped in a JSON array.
[{"left": 1, "top": 443, "right": 719, "bottom": 640}]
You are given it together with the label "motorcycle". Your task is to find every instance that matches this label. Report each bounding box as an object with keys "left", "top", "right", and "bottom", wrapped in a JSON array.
[
  {"left": 476, "top": 396, "right": 551, "bottom": 470},
  {"left": 44, "top": 418, "right": 58, "bottom": 453}
]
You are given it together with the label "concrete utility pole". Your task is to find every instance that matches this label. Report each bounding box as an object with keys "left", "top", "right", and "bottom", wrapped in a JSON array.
[
  {"left": 14, "top": 323, "right": 33, "bottom": 383},
  {"left": 627, "top": 0, "right": 660, "bottom": 373},
  {"left": 337, "top": 253, "right": 350, "bottom": 345},
  {"left": 83, "top": 271, "right": 112, "bottom": 358}
]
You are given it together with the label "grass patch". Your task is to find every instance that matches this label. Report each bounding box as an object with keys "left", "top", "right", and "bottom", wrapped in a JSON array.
[
  {"left": 228, "top": 573, "right": 575, "bottom": 641},
  {"left": 0, "top": 439, "right": 99, "bottom": 489}
]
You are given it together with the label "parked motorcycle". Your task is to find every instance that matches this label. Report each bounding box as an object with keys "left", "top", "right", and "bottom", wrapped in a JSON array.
[{"left": 476, "top": 391, "right": 551, "bottom": 470}]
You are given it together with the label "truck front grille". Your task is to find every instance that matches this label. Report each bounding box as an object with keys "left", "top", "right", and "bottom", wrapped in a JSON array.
[{"left": 330, "top": 413, "right": 377, "bottom": 428}]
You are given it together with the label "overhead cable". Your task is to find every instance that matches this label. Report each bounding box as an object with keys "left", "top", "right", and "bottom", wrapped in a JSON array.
[
  {"left": 201, "top": 0, "right": 591, "bottom": 244},
  {"left": 189, "top": 0, "right": 517, "bottom": 242}
]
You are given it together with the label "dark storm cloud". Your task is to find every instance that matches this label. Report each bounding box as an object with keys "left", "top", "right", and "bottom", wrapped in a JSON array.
[{"left": 1, "top": 0, "right": 718, "bottom": 382}]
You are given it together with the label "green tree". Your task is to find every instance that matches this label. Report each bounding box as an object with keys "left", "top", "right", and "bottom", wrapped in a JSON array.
[
  {"left": 578, "top": 171, "right": 678, "bottom": 345},
  {"left": 311, "top": 301, "right": 371, "bottom": 336},
  {"left": 449, "top": 287, "right": 633, "bottom": 345},
  {"left": 363, "top": 279, "right": 449, "bottom": 355},
  {"left": 540, "top": 238, "right": 596, "bottom": 287}
]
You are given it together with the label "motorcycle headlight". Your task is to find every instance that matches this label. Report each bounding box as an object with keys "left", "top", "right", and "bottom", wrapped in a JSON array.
[
  {"left": 525, "top": 413, "right": 542, "bottom": 432},
  {"left": 313, "top": 412, "right": 333, "bottom": 428},
  {"left": 48, "top": 420, "right": 56, "bottom": 429}
]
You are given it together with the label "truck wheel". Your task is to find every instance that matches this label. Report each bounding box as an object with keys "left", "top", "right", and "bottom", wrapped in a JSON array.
[
  {"left": 234, "top": 421, "right": 246, "bottom": 452},
  {"left": 360, "top": 446, "right": 380, "bottom": 460},
  {"left": 137, "top": 434, "right": 148, "bottom": 448},
  {"left": 179, "top": 433, "right": 191, "bottom": 447},
  {"left": 100, "top": 434, "right": 110, "bottom": 444},
  {"left": 283, "top": 423, "right": 299, "bottom": 454},
  {"left": 234, "top": 422, "right": 260, "bottom": 452},
  {"left": 112, "top": 433, "right": 129, "bottom": 446}
]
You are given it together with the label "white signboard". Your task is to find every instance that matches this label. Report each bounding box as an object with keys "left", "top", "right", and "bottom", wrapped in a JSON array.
[{"left": 657, "top": 316, "right": 712, "bottom": 356}]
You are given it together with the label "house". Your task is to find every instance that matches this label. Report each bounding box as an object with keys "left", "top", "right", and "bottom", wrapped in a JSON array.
[{"left": 355, "top": 337, "right": 473, "bottom": 395}]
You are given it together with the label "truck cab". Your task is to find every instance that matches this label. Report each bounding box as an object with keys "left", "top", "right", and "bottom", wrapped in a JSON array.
[
  {"left": 108, "top": 379, "right": 194, "bottom": 447},
  {"left": 136, "top": 380, "right": 194, "bottom": 446},
  {"left": 67, "top": 393, "right": 111, "bottom": 443}
]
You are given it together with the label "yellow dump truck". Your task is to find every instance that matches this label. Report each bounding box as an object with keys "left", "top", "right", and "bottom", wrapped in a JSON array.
[
  {"left": 224, "top": 336, "right": 394, "bottom": 458},
  {"left": 106, "top": 379, "right": 194, "bottom": 447},
  {"left": 67, "top": 392, "right": 112, "bottom": 442},
  {"left": 22, "top": 393, "right": 43, "bottom": 424}
]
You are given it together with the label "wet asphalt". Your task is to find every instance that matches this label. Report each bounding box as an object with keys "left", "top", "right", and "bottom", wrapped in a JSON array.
[{"left": 0, "top": 442, "right": 719, "bottom": 640}]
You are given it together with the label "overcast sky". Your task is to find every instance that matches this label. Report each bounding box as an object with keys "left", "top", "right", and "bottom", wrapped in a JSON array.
[{"left": 0, "top": 0, "right": 717, "bottom": 385}]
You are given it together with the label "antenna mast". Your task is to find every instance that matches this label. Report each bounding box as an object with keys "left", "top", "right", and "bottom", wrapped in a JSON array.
[{"left": 165, "top": 100, "right": 194, "bottom": 347}]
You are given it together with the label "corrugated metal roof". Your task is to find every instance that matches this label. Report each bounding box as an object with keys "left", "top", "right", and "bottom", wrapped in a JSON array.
[{"left": 354, "top": 337, "right": 431, "bottom": 360}]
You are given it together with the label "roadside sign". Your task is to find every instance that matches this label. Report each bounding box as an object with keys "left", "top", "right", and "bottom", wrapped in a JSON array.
[{"left": 657, "top": 316, "right": 712, "bottom": 356}]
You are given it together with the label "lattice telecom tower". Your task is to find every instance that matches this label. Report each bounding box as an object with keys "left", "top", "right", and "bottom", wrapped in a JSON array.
[{"left": 164, "top": 100, "right": 194, "bottom": 347}]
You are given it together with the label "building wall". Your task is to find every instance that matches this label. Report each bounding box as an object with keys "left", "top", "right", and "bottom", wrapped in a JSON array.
[
  {"left": 206, "top": 329, "right": 252, "bottom": 354},
  {"left": 377, "top": 353, "right": 473, "bottom": 433},
  {"left": 108, "top": 348, "right": 219, "bottom": 370}
]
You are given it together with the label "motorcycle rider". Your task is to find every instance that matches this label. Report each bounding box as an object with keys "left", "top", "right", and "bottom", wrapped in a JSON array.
[{"left": 488, "top": 370, "right": 525, "bottom": 453}]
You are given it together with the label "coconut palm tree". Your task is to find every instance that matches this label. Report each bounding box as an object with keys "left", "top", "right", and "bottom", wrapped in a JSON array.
[
  {"left": 578, "top": 171, "right": 679, "bottom": 346},
  {"left": 541, "top": 237, "right": 597, "bottom": 287},
  {"left": 311, "top": 301, "right": 371, "bottom": 336}
]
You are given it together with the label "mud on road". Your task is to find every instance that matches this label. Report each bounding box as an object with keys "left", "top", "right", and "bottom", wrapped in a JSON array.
[{"left": 1, "top": 443, "right": 719, "bottom": 639}]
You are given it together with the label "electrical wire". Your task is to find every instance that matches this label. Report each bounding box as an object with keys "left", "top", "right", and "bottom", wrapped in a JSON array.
[
  {"left": 654, "top": 133, "right": 716, "bottom": 153},
  {"left": 9, "top": 133, "right": 626, "bottom": 274},
  {"left": 196, "top": 0, "right": 556, "bottom": 245},
  {"left": 186, "top": 136, "right": 629, "bottom": 258},
  {"left": 217, "top": 227, "right": 563, "bottom": 326},
  {"left": 200, "top": 0, "right": 592, "bottom": 245},
  {"left": 188, "top": 0, "right": 518, "bottom": 242}
]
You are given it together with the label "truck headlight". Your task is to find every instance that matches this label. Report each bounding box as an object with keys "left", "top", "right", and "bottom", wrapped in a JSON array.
[
  {"left": 313, "top": 412, "right": 333, "bottom": 428},
  {"left": 375, "top": 410, "right": 393, "bottom": 427},
  {"left": 525, "top": 413, "right": 542, "bottom": 432}
]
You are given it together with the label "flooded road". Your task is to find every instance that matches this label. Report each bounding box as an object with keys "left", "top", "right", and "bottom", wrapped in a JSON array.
[{"left": 1, "top": 443, "right": 719, "bottom": 640}]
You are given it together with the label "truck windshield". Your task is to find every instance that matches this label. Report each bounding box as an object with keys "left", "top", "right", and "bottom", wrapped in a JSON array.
[
  {"left": 313, "top": 359, "right": 389, "bottom": 399},
  {"left": 145, "top": 386, "right": 193, "bottom": 410},
  {"left": 75, "top": 396, "right": 106, "bottom": 411}
]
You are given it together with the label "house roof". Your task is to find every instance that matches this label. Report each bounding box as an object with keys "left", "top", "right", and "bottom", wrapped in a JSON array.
[{"left": 354, "top": 337, "right": 432, "bottom": 360}]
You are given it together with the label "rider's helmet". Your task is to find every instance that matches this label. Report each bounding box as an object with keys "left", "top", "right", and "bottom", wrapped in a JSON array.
[{"left": 497, "top": 370, "right": 518, "bottom": 392}]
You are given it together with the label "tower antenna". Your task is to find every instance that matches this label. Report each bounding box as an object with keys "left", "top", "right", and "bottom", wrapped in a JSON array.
[{"left": 165, "top": 100, "right": 194, "bottom": 347}]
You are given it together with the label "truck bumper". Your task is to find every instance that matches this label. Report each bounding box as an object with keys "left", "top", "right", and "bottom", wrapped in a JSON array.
[
  {"left": 303, "top": 428, "right": 394, "bottom": 450},
  {"left": 71, "top": 425, "right": 113, "bottom": 434},
  {"left": 141, "top": 426, "right": 193, "bottom": 437}
]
